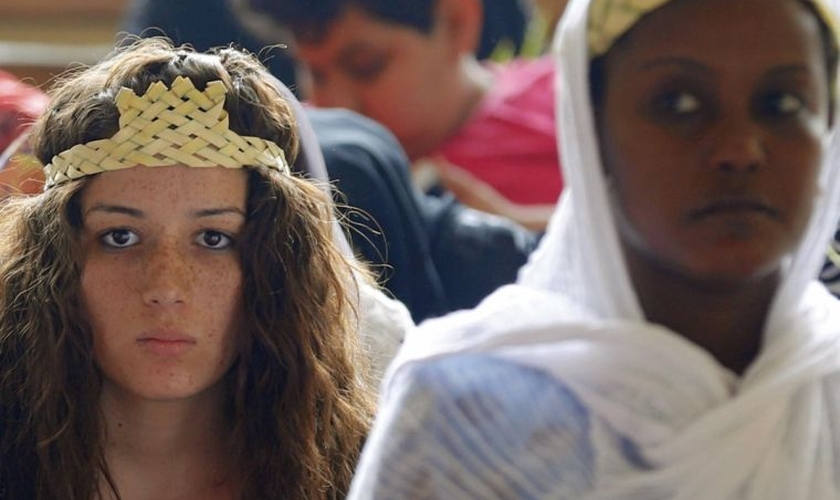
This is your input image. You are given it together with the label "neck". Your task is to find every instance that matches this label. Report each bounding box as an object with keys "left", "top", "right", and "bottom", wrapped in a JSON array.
[
  {"left": 409, "top": 55, "right": 491, "bottom": 160},
  {"left": 626, "top": 252, "right": 779, "bottom": 375},
  {"left": 99, "top": 381, "right": 237, "bottom": 500}
]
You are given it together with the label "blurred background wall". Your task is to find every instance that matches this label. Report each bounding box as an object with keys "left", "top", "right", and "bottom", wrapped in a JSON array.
[{"left": 0, "top": 0, "right": 126, "bottom": 87}]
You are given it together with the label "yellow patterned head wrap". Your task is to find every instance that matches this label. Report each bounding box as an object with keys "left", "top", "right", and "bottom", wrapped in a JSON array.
[
  {"left": 43, "top": 76, "right": 290, "bottom": 188},
  {"left": 587, "top": 0, "right": 840, "bottom": 57}
]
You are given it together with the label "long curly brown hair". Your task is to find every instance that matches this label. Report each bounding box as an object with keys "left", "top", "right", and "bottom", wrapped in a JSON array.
[{"left": 0, "top": 38, "right": 374, "bottom": 500}]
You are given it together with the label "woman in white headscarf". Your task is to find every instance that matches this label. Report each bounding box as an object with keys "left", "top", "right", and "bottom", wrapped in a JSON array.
[{"left": 346, "top": 0, "right": 840, "bottom": 498}]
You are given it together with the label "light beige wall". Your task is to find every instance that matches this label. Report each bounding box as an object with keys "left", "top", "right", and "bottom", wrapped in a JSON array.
[{"left": 0, "top": 0, "right": 126, "bottom": 87}]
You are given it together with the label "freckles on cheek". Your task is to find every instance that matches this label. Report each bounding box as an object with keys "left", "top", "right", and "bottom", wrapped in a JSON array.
[
  {"left": 81, "top": 264, "right": 135, "bottom": 324},
  {"left": 202, "top": 266, "right": 245, "bottom": 320}
]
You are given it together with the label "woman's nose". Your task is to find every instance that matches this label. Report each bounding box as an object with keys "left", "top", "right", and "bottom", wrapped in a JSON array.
[
  {"left": 141, "top": 243, "right": 191, "bottom": 306},
  {"left": 710, "top": 114, "right": 766, "bottom": 174}
]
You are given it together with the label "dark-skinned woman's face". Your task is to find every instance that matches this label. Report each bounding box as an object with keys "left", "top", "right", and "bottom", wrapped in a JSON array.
[{"left": 596, "top": 0, "right": 831, "bottom": 286}]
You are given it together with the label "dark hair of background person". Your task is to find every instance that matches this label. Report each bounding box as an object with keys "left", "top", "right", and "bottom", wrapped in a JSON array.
[
  {"left": 239, "top": 0, "right": 529, "bottom": 58},
  {"left": 120, "top": 0, "right": 298, "bottom": 89}
]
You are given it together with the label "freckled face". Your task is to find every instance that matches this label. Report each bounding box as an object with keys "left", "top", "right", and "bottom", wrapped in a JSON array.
[
  {"left": 79, "top": 166, "right": 248, "bottom": 402},
  {"left": 596, "top": 0, "right": 831, "bottom": 286}
]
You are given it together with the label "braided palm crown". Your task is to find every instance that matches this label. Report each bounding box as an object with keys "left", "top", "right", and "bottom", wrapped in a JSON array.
[{"left": 43, "top": 76, "right": 290, "bottom": 188}]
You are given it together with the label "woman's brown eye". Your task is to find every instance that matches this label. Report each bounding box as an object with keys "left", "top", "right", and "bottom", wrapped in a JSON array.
[
  {"left": 101, "top": 229, "right": 139, "bottom": 248},
  {"left": 197, "top": 230, "right": 234, "bottom": 250},
  {"left": 773, "top": 93, "right": 804, "bottom": 115},
  {"left": 660, "top": 91, "right": 701, "bottom": 115}
]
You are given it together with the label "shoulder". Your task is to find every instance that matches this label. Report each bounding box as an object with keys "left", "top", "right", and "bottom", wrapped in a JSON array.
[
  {"left": 304, "top": 107, "right": 415, "bottom": 206},
  {"left": 351, "top": 353, "right": 596, "bottom": 499},
  {"left": 495, "top": 55, "right": 556, "bottom": 78},
  {"left": 355, "top": 353, "right": 595, "bottom": 499},
  {"left": 444, "top": 57, "right": 556, "bottom": 154},
  {"left": 489, "top": 56, "right": 556, "bottom": 99},
  {"left": 393, "top": 284, "right": 592, "bottom": 364},
  {"left": 400, "top": 353, "right": 591, "bottom": 437},
  {"left": 305, "top": 108, "right": 407, "bottom": 169}
]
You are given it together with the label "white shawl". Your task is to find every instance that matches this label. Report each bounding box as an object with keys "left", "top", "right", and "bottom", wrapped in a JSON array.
[{"left": 361, "top": 0, "right": 840, "bottom": 498}]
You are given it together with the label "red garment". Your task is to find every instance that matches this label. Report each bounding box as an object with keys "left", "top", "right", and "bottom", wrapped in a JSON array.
[
  {"left": 0, "top": 71, "right": 49, "bottom": 195},
  {"left": 0, "top": 70, "right": 49, "bottom": 152},
  {"left": 435, "top": 56, "right": 561, "bottom": 205}
]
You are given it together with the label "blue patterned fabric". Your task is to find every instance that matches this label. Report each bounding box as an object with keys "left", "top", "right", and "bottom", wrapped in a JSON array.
[
  {"left": 350, "top": 354, "right": 620, "bottom": 498},
  {"left": 819, "top": 224, "right": 840, "bottom": 298}
]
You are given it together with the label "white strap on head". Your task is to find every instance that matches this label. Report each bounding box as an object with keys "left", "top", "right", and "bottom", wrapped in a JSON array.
[{"left": 43, "top": 76, "right": 290, "bottom": 187}]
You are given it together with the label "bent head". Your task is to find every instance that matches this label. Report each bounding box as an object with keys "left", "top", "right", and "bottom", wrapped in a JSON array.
[
  {"left": 245, "top": 0, "right": 483, "bottom": 159},
  {"left": 588, "top": 0, "right": 838, "bottom": 288}
]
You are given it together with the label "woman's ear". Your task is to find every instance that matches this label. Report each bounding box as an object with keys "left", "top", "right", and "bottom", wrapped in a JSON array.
[{"left": 436, "top": 0, "right": 483, "bottom": 56}]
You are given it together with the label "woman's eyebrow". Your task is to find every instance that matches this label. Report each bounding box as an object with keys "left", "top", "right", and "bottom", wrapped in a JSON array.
[
  {"left": 83, "top": 204, "right": 144, "bottom": 218},
  {"left": 193, "top": 207, "right": 247, "bottom": 219},
  {"left": 639, "top": 57, "right": 713, "bottom": 75},
  {"left": 764, "top": 63, "right": 810, "bottom": 79},
  {"left": 83, "top": 205, "right": 246, "bottom": 219}
]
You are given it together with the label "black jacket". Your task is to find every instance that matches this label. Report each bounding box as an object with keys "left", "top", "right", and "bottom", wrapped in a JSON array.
[{"left": 306, "top": 109, "right": 539, "bottom": 322}]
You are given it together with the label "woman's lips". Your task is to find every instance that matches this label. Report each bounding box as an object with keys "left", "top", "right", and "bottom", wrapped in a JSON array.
[
  {"left": 137, "top": 331, "right": 196, "bottom": 357},
  {"left": 689, "top": 198, "right": 779, "bottom": 219}
]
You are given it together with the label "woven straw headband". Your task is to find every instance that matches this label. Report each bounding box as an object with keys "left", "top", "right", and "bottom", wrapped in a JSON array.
[
  {"left": 43, "top": 76, "right": 290, "bottom": 188},
  {"left": 588, "top": 0, "right": 840, "bottom": 57}
]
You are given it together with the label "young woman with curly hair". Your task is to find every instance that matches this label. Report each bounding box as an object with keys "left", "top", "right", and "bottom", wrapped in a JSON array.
[{"left": 0, "top": 38, "right": 378, "bottom": 500}]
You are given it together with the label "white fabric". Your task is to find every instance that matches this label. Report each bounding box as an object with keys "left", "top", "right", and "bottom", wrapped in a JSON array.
[
  {"left": 350, "top": 0, "right": 840, "bottom": 497},
  {"left": 357, "top": 280, "right": 412, "bottom": 386}
]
